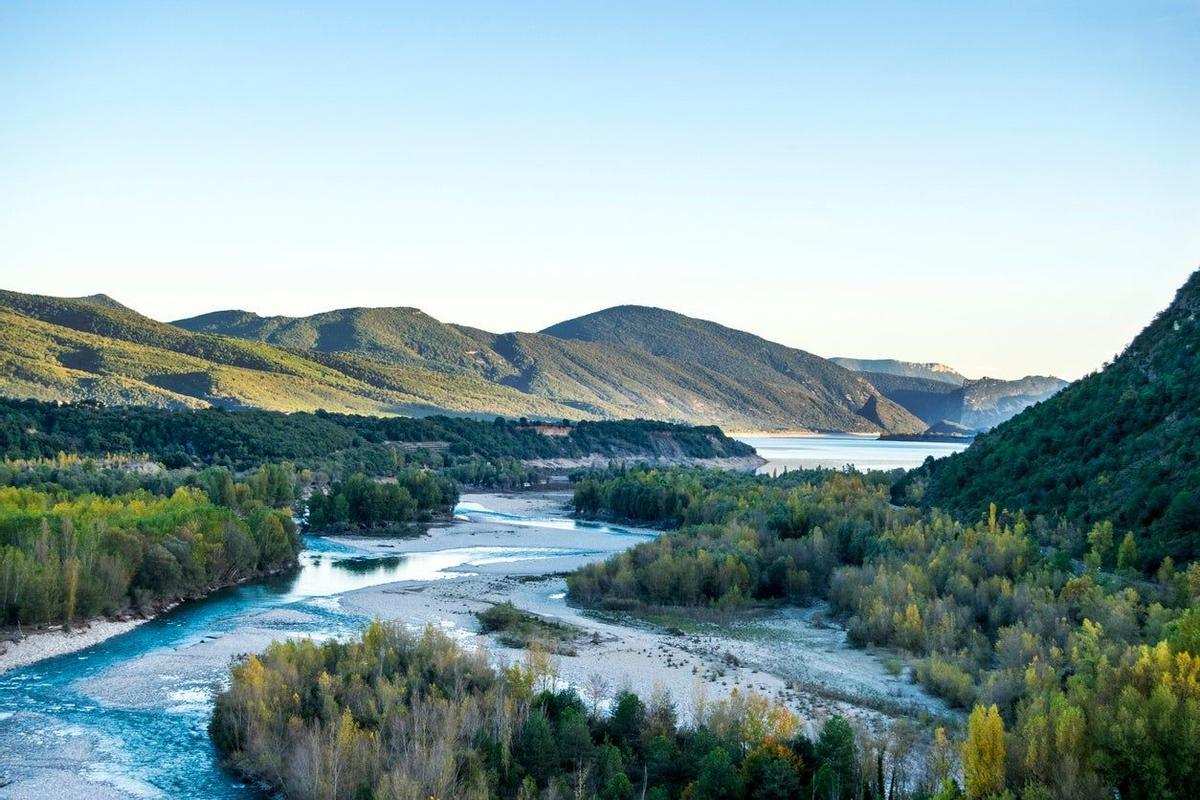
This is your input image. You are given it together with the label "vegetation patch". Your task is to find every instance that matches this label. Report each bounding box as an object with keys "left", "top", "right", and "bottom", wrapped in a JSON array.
[{"left": 475, "top": 601, "right": 582, "bottom": 655}]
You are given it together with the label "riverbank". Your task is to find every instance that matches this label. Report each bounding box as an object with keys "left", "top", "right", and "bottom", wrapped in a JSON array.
[
  {"left": 0, "top": 489, "right": 952, "bottom": 799},
  {"left": 0, "top": 618, "right": 148, "bottom": 675},
  {"left": 338, "top": 492, "right": 954, "bottom": 737},
  {"left": 0, "top": 560, "right": 299, "bottom": 677},
  {"left": 520, "top": 454, "right": 766, "bottom": 471}
]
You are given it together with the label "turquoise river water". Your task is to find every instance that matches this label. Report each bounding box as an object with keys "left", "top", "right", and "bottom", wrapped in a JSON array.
[{"left": 0, "top": 505, "right": 635, "bottom": 799}]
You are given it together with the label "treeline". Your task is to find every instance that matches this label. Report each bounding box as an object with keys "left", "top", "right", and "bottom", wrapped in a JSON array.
[
  {"left": 211, "top": 621, "right": 955, "bottom": 800},
  {"left": 0, "top": 477, "right": 300, "bottom": 627},
  {"left": 569, "top": 467, "right": 904, "bottom": 609},
  {"left": 0, "top": 398, "right": 752, "bottom": 472},
  {"left": 567, "top": 466, "right": 1200, "bottom": 798},
  {"left": 306, "top": 471, "right": 458, "bottom": 532}
]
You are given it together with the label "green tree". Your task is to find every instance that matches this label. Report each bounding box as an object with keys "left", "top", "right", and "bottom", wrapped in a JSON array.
[
  {"left": 693, "top": 747, "right": 741, "bottom": 800},
  {"left": 1117, "top": 532, "right": 1138, "bottom": 571},
  {"left": 1087, "top": 521, "right": 1115, "bottom": 566},
  {"left": 815, "top": 716, "right": 857, "bottom": 799},
  {"left": 519, "top": 710, "right": 557, "bottom": 785},
  {"left": 601, "top": 772, "right": 635, "bottom": 800}
]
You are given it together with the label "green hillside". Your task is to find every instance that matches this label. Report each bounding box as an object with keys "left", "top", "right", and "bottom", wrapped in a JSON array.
[
  {"left": 903, "top": 269, "right": 1200, "bottom": 564},
  {"left": 174, "top": 306, "right": 516, "bottom": 379},
  {"left": 174, "top": 301, "right": 924, "bottom": 432},
  {"left": 542, "top": 305, "right": 924, "bottom": 433},
  {"left": 0, "top": 291, "right": 578, "bottom": 419}
]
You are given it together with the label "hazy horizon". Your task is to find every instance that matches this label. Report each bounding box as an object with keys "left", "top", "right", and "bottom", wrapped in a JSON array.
[{"left": 3, "top": 1, "right": 1197, "bottom": 381}]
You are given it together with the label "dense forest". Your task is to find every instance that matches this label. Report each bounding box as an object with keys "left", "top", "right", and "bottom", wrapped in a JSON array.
[
  {"left": 0, "top": 462, "right": 300, "bottom": 627},
  {"left": 901, "top": 269, "right": 1200, "bottom": 566},
  {"left": 0, "top": 398, "right": 755, "bottom": 631},
  {"left": 567, "top": 465, "right": 1200, "bottom": 798},
  {"left": 211, "top": 621, "right": 956, "bottom": 800},
  {"left": 0, "top": 398, "right": 752, "bottom": 473},
  {"left": 305, "top": 471, "right": 459, "bottom": 532}
]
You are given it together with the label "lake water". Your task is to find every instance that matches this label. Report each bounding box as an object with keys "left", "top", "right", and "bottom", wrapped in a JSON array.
[
  {"left": 0, "top": 505, "right": 644, "bottom": 799},
  {"left": 736, "top": 433, "right": 969, "bottom": 473}
]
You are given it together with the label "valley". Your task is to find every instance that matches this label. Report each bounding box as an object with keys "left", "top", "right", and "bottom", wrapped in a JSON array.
[{"left": 0, "top": 490, "right": 946, "bottom": 800}]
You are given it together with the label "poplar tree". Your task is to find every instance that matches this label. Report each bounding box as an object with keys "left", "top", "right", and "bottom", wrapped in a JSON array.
[{"left": 962, "top": 704, "right": 1005, "bottom": 799}]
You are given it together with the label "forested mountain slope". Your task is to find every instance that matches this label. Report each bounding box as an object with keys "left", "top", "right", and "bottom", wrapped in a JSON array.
[
  {"left": 903, "top": 269, "right": 1200, "bottom": 564},
  {"left": 175, "top": 301, "right": 924, "bottom": 432},
  {"left": 541, "top": 305, "right": 923, "bottom": 433},
  {"left": 174, "top": 306, "right": 517, "bottom": 379},
  {"left": 1, "top": 289, "right": 933, "bottom": 431}
]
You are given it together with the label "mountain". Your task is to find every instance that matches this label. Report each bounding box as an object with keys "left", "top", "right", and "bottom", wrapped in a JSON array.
[
  {"left": 176, "top": 303, "right": 925, "bottom": 433},
  {"left": 857, "top": 372, "right": 963, "bottom": 427},
  {"left": 0, "top": 290, "right": 578, "bottom": 419},
  {"left": 902, "top": 269, "right": 1200, "bottom": 564},
  {"left": 71, "top": 293, "right": 137, "bottom": 313},
  {"left": 174, "top": 307, "right": 516, "bottom": 379},
  {"left": 957, "top": 374, "right": 1067, "bottom": 430},
  {"left": 838, "top": 360, "right": 1066, "bottom": 431},
  {"left": 831, "top": 357, "right": 965, "bottom": 385},
  {"left": 0, "top": 291, "right": 923, "bottom": 431},
  {"left": 541, "top": 305, "right": 924, "bottom": 433}
]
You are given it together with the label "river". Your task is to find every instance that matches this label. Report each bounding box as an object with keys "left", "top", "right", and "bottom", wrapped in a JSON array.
[
  {"left": 736, "top": 433, "right": 969, "bottom": 473},
  {"left": 0, "top": 466, "right": 952, "bottom": 799},
  {"left": 0, "top": 503, "right": 648, "bottom": 800}
]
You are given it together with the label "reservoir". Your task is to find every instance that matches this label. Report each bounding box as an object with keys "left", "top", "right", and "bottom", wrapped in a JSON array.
[{"left": 736, "top": 433, "right": 969, "bottom": 473}]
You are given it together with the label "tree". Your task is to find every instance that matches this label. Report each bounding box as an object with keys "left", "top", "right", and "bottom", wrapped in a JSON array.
[
  {"left": 815, "top": 716, "right": 857, "bottom": 799},
  {"left": 1117, "top": 532, "right": 1138, "bottom": 571},
  {"left": 962, "top": 704, "right": 1005, "bottom": 799},
  {"left": 1087, "top": 521, "right": 1114, "bottom": 566},
  {"left": 601, "top": 772, "right": 635, "bottom": 800},
  {"left": 609, "top": 691, "right": 646, "bottom": 752},
  {"left": 519, "top": 710, "right": 558, "bottom": 785},
  {"left": 740, "top": 740, "right": 801, "bottom": 800},
  {"left": 692, "top": 747, "right": 741, "bottom": 800}
]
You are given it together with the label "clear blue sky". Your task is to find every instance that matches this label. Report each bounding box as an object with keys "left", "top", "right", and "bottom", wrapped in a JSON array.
[{"left": 1, "top": 1, "right": 1196, "bottom": 379}]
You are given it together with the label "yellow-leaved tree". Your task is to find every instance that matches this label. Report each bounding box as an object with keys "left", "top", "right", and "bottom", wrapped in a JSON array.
[{"left": 962, "top": 704, "right": 1005, "bottom": 799}]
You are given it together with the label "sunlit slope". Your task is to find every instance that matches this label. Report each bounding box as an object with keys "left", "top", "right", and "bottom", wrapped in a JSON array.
[
  {"left": 543, "top": 305, "right": 924, "bottom": 433},
  {"left": 0, "top": 292, "right": 579, "bottom": 418},
  {"left": 178, "top": 302, "right": 924, "bottom": 432}
]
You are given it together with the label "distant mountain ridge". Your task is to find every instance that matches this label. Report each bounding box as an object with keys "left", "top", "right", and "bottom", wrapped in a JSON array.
[
  {"left": 0, "top": 290, "right": 926, "bottom": 433},
  {"left": 174, "top": 303, "right": 924, "bottom": 433},
  {"left": 836, "top": 358, "right": 1066, "bottom": 431},
  {"left": 831, "top": 357, "right": 965, "bottom": 385},
  {"left": 901, "top": 269, "right": 1200, "bottom": 564}
]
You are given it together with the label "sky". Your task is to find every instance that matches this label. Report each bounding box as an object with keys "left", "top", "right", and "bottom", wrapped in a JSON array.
[{"left": 0, "top": 2, "right": 1196, "bottom": 380}]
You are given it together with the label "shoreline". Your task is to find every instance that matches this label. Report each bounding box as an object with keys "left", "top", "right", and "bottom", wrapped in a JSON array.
[
  {"left": 0, "top": 617, "right": 149, "bottom": 675},
  {"left": 0, "top": 561, "right": 298, "bottom": 676},
  {"left": 730, "top": 430, "right": 882, "bottom": 438},
  {"left": 521, "top": 454, "right": 766, "bottom": 471},
  {"left": 338, "top": 492, "right": 954, "bottom": 733}
]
